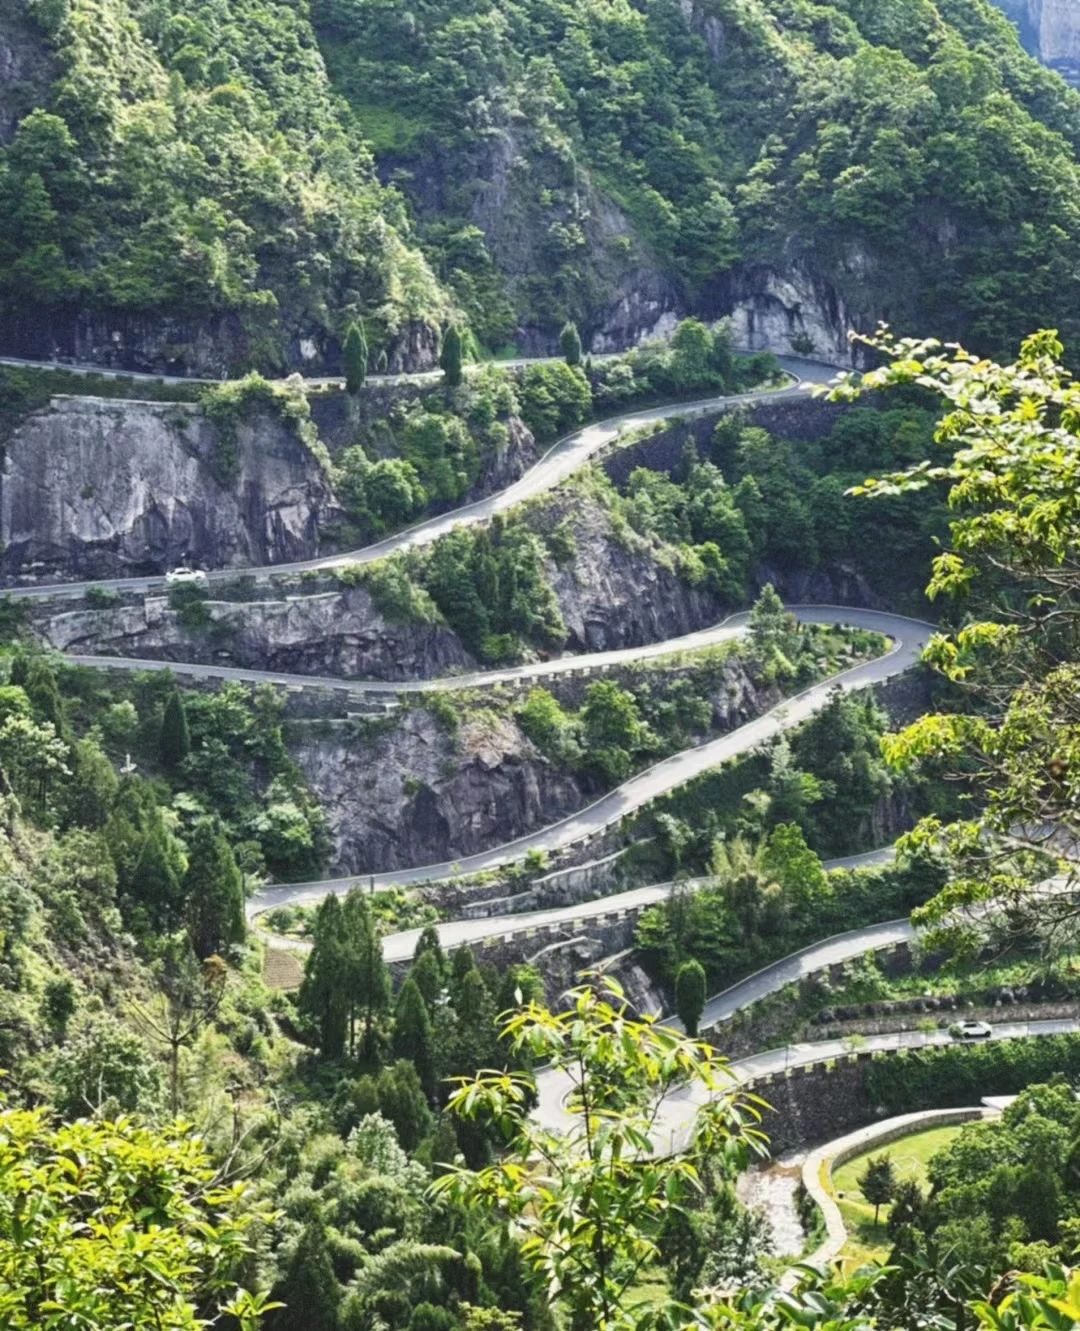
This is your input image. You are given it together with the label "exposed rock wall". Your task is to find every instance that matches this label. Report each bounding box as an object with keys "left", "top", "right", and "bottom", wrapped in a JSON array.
[
  {"left": 0, "top": 0, "right": 54, "bottom": 145},
  {"left": 0, "top": 396, "right": 337, "bottom": 580},
  {"left": 294, "top": 646, "right": 771, "bottom": 874},
  {"left": 0, "top": 306, "right": 437, "bottom": 379},
  {"left": 724, "top": 263, "right": 869, "bottom": 369},
  {"left": 39, "top": 584, "right": 475, "bottom": 681},
  {"left": 1, "top": 388, "right": 539, "bottom": 583},
  {"left": 37, "top": 488, "right": 731, "bottom": 673},
  {"left": 295, "top": 706, "right": 589, "bottom": 873},
  {"left": 541, "top": 493, "right": 726, "bottom": 651},
  {"left": 993, "top": 0, "right": 1080, "bottom": 81}
]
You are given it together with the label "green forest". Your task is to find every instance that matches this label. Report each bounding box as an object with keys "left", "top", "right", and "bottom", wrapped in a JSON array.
[
  {"left": 6, "top": 0, "right": 1080, "bottom": 365},
  {"left": 5, "top": 0, "right": 1080, "bottom": 1328}
]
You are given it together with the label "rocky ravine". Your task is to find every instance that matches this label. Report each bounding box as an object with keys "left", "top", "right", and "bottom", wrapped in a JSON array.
[{"left": 295, "top": 651, "right": 775, "bottom": 874}]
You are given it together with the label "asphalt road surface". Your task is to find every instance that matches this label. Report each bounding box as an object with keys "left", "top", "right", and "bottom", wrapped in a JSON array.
[
  {"left": 248, "top": 607, "right": 930, "bottom": 913},
  {"left": 6, "top": 356, "right": 837, "bottom": 602},
  {"left": 533, "top": 1019, "right": 1080, "bottom": 1154}
]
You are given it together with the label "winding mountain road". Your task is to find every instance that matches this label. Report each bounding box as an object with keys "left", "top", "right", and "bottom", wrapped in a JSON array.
[
  {"left": 368, "top": 856, "right": 900, "bottom": 966},
  {"left": 5, "top": 356, "right": 834, "bottom": 602},
  {"left": 533, "top": 1019, "right": 1080, "bottom": 1155},
  {"left": 17, "top": 347, "right": 1063, "bottom": 1189},
  {"left": 248, "top": 607, "right": 929, "bottom": 913},
  {"left": 12, "top": 354, "right": 927, "bottom": 947}
]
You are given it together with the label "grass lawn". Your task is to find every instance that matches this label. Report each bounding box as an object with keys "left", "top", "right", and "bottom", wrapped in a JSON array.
[{"left": 829, "top": 1125, "right": 963, "bottom": 1269}]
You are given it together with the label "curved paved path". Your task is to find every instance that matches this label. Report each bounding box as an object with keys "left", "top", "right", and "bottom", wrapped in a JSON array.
[
  {"left": 0, "top": 350, "right": 620, "bottom": 390},
  {"left": 277, "top": 849, "right": 900, "bottom": 965},
  {"left": 6, "top": 357, "right": 834, "bottom": 602},
  {"left": 249, "top": 607, "right": 930, "bottom": 913},
  {"left": 533, "top": 1018, "right": 1080, "bottom": 1155},
  {"left": 795, "top": 1107, "right": 991, "bottom": 1282}
]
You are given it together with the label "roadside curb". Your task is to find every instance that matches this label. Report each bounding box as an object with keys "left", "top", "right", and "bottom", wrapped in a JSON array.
[{"left": 791, "top": 1105, "right": 994, "bottom": 1287}]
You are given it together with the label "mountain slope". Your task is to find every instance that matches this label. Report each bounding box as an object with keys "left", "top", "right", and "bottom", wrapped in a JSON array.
[
  {"left": 2, "top": 0, "right": 1080, "bottom": 370},
  {"left": 0, "top": 0, "right": 449, "bottom": 375},
  {"left": 314, "top": 0, "right": 1080, "bottom": 359}
]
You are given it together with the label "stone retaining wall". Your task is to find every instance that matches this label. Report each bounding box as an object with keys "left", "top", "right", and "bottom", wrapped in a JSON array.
[{"left": 794, "top": 1106, "right": 991, "bottom": 1282}]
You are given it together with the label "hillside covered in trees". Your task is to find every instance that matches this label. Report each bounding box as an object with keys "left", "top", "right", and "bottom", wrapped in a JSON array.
[{"left": 5, "top": 0, "right": 1080, "bottom": 368}]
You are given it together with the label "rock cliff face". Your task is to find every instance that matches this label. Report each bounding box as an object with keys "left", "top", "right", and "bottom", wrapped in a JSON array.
[
  {"left": 993, "top": 0, "right": 1080, "bottom": 81},
  {"left": 0, "top": 307, "right": 438, "bottom": 379},
  {"left": 39, "top": 585, "right": 475, "bottom": 681},
  {"left": 542, "top": 495, "right": 726, "bottom": 651},
  {"left": 293, "top": 648, "right": 772, "bottom": 874},
  {"left": 296, "top": 707, "right": 588, "bottom": 872},
  {"left": 37, "top": 489, "right": 727, "bottom": 674},
  {"left": 1, "top": 391, "right": 540, "bottom": 583},
  {"left": 378, "top": 115, "right": 685, "bottom": 356},
  {"left": 0, "top": 0, "right": 53, "bottom": 145},
  {"left": 0, "top": 396, "right": 337, "bottom": 580},
  {"left": 723, "top": 263, "right": 868, "bottom": 369}
]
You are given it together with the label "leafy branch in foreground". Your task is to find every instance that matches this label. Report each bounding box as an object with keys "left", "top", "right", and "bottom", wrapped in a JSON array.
[
  {"left": 0, "top": 1099, "right": 279, "bottom": 1329},
  {"left": 830, "top": 328, "right": 1080, "bottom": 954},
  {"left": 430, "top": 976, "right": 767, "bottom": 1331}
]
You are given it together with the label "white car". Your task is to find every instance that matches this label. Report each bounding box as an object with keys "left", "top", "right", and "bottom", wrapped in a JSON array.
[
  {"left": 953, "top": 1020, "right": 993, "bottom": 1040},
  {"left": 165, "top": 566, "right": 207, "bottom": 588}
]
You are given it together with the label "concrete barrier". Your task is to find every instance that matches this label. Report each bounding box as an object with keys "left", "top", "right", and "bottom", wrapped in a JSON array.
[{"left": 793, "top": 1106, "right": 993, "bottom": 1285}]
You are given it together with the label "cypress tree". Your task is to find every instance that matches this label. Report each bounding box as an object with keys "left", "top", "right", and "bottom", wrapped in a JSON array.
[
  {"left": 378, "top": 1060, "right": 434, "bottom": 1150},
  {"left": 392, "top": 977, "right": 438, "bottom": 1100},
  {"left": 410, "top": 949, "right": 445, "bottom": 1010},
  {"left": 184, "top": 818, "right": 245, "bottom": 959},
  {"left": 273, "top": 1220, "right": 341, "bottom": 1331},
  {"left": 129, "top": 816, "right": 185, "bottom": 927},
  {"left": 675, "top": 959, "right": 707, "bottom": 1037},
  {"left": 440, "top": 324, "right": 464, "bottom": 388},
  {"left": 559, "top": 320, "right": 582, "bottom": 367},
  {"left": 24, "top": 657, "right": 65, "bottom": 734},
  {"left": 414, "top": 923, "right": 446, "bottom": 974},
  {"left": 159, "top": 692, "right": 190, "bottom": 770},
  {"left": 342, "top": 888, "right": 390, "bottom": 1057},
  {"left": 343, "top": 320, "right": 368, "bottom": 394},
  {"left": 299, "top": 895, "right": 349, "bottom": 1058}
]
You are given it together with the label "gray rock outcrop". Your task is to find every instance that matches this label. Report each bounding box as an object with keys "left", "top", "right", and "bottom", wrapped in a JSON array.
[
  {"left": 1, "top": 396, "right": 337, "bottom": 580},
  {"left": 0, "top": 0, "right": 53, "bottom": 145},
  {"left": 543, "top": 496, "right": 725, "bottom": 651},
  {"left": 39, "top": 585, "right": 475, "bottom": 681},
  {"left": 993, "top": 0, "right": 1080, "bottom": 81},
  {"left": 296, "top": 706, "right": 588, "bottom": 872}
]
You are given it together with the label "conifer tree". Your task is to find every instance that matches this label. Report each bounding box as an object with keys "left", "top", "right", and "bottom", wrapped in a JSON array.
[
  {"left": 343, "top": 320, "right": 368, "bottom": 394},
  {"left": 159, "top": 692, "right": 190, "bottom": 770},
  {"left": 273, "top": 1220, "right": 341, "bottom": 1331},
  {"left": 559, "top": 320, "right": 582, "bottom": 367},
  {"left": 342, "top": 889, "right": 390, "bottom": 1057},
  {"left": 440, "top": 324, "right": 464, "bottom": 388},
  {"left": 859, "top": 1154, "right": 897, "bottom": 1226},
  {"left": 300, "top": 895, "right": 350, "bottom": 1059},
  {"left": 392, "top": 977, "right": 438, "bottom": 1100},
  {"left": 674, "top": 959, "right": 706, "bottom": 1037},
  {"left": 410, "top": 949, "right": 445, "bottom": 1010},
  {"left": 185, "top": 818, "right": 245, "bottom": 959},
  {"left": 24, "top": 657, "right": 65, "bottom": 734},
  {"left": 414, "top": 922, "right": 446, "bottom": 969},
  {"left": 129, "top": 819, "right": 186, "bottom": 928}
]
